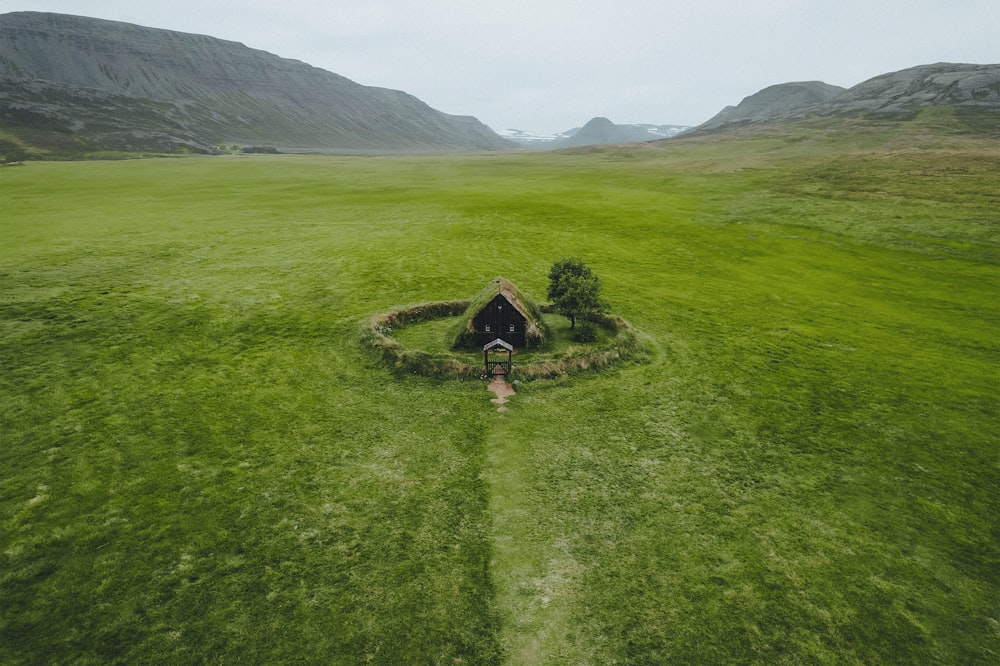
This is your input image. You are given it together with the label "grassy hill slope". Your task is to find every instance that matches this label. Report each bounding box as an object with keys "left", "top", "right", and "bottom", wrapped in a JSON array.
[{"left": 1, "top": 115, "right": 997, "bottom": 663}]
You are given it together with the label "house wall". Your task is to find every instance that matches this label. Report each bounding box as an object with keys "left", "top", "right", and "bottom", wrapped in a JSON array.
[{"left": 473, "top": 294, "right": 527, "bottom": 347}]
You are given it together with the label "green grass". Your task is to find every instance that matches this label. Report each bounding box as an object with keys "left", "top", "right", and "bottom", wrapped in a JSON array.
[{"left": 2, "top": 121, "right": 998, "bottom": 664}]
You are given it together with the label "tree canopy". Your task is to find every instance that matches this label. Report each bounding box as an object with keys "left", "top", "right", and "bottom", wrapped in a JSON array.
[{"left": 547, "top": 258, "right": 606, "bottom": 329}]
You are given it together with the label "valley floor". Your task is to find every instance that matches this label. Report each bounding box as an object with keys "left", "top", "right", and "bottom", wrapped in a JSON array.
[{"left": 1, "top": 127, "right": 998, "bottom": 663}]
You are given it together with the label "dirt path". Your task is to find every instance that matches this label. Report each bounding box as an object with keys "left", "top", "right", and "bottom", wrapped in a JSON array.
[{"left": 487, "top": 376, "right": 515, "bottom": 412}]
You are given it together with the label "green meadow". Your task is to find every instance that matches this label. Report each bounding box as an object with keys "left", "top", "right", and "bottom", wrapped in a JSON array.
[{"left": 2, "top": 116, "right": 998, "bottom": 664}]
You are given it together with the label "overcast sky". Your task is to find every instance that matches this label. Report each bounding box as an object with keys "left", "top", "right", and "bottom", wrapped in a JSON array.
[{"left": 4, "top": 1, "right": 998, "bottom": 133}]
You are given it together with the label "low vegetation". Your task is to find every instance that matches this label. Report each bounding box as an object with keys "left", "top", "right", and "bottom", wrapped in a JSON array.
[
  {"left": 2, "top": 114, "right": 997, "bottom": 664},
  {"left": 362, "top": 301, "right": 479, "bottom": 379}
]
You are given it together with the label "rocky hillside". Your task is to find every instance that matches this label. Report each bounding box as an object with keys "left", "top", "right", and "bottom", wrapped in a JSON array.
[
  {"left": 695, "top": 81, "right": 846, "bottom": 132},
  {"left": 693, "top": 63, "right": 1000, "bottom": 134},
  {"left": 0, "top": 11, "right": 513, "bottom": 155},
  {"left": 822, "top": 63, "right": 1000, "bottom": 115}
]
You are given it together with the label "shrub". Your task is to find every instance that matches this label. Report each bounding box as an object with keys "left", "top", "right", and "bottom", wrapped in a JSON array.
[{"left": 572, "top": 321, "right": 599, "bottom": 342}]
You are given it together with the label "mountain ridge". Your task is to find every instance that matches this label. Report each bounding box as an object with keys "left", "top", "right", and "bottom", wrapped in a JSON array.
[
  {"left": 691, "top": 63, "right": 1000, "bottom": 135},
  {"left": 0, "top": 11, "right": 513, "bottom": 155}
]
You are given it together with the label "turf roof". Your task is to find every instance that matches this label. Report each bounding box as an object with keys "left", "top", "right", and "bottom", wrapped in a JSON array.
[{"left": 452, "top": 276, "right": 547, "bottom": 349}]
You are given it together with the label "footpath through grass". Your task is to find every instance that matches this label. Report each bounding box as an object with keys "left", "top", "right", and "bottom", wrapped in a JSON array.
[{"left": 2, "top": 122, "right": 998, "bottom": 663}]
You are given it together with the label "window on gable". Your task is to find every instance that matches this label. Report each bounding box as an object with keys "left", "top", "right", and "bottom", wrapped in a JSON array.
[
  {"left": 485, "top": 324, "right": 491, "bottom": 332},
  {"left": 510, "top": 324, "right": 515, "bottom": 332}
]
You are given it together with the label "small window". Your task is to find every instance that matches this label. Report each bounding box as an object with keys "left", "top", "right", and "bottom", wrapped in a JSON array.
[
  {"left": 485, "top": 324, "right": 491, "bottom": 332},
  {"left": 510, "top": 324, "right": 516, "bottom": 332}
]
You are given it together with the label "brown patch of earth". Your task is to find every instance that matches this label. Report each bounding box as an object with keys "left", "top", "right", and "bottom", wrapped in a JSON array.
[{"left": 488, "top": 376, "right": 515, "bottom": 412}]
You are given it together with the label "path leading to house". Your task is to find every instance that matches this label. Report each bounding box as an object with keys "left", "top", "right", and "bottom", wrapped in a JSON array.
[
  {"left": 488, "top": 375, "right": 515, "bottom": 412},
  {"left": 482, "top": 380, "right": 592, "bottom": 664}
]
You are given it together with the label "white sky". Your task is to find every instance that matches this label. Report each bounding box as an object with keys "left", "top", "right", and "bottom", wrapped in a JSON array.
[{"left": 3, "top": 0, "right": 998, "bottom": 133}]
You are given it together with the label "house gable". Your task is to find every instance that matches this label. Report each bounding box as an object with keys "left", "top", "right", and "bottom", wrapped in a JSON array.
[
  {"left": 452, "top": 276, "right": 546, "bottom": 350},
  {"left": 472, "top": 293, "right": 528, "bottom": 347}
]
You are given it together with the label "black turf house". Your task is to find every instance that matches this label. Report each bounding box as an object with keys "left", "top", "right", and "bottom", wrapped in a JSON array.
[{"left": 453, "top": 277, "right": 546, "bottom": 350}]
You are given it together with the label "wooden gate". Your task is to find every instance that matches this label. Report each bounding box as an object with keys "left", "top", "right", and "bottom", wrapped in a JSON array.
[{"left": 483, "top": 338, "right": 514, "bottom": 377}]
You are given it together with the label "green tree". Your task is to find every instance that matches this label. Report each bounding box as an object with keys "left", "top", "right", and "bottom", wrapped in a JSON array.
[{"left": 547, "top": 257, "right": 606, "bottom": 329}]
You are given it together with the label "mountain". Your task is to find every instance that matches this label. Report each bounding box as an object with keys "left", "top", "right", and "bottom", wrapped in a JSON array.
[
  {"left": 692, "top": 63, "right": 1000, "bottom": 135},
  {"left": 497, "top": 119, "right": 689, "bottom": 149},
  {"left": 0, "top": 11, "right": 513, "bottom": 156},
  {"left": 555, "top": 117, "right": 672, "bottom": 148},
  {"left": 695, "top": 81, "right": 846, "bottom": 132},
  {"left": 821, "top": 63, "right": 1000, "bottom": 115}
]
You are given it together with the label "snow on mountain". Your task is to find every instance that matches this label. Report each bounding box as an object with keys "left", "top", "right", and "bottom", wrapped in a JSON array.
[{"left": 495, "top": 121, "right": 689, "bottom": 149}]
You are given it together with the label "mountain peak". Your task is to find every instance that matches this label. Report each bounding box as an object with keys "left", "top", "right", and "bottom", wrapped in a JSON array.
[
  {"left": 582, "top": 116, "right": 616, "bottom": 128},
  {"left": 553, "top": 118, "right": 687, "bottom": 148}
]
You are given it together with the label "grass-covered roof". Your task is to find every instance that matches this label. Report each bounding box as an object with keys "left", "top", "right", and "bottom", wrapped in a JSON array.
[{"left": 452, "top": 276, "right": 547, "bottom": 349}]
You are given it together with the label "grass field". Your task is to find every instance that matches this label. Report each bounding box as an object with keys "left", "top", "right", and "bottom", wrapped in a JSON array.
[{"left": 2, "top": 115, "right": 998, "bottom": 664}]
